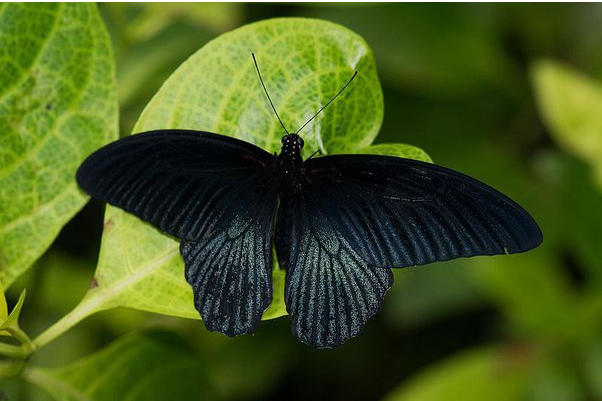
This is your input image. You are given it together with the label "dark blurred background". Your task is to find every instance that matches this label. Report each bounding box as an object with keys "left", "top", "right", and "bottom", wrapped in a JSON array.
[{"left": 8, "top": 3, "right": 602, "bottom": 400}]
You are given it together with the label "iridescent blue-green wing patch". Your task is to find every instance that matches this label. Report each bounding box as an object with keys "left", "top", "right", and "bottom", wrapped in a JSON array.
[
  {"left": 77, "top": 129, "right": 279, "bottom": 336},
  {"left": 279, "top": 194, "right": 394, "bottom": 349},
  {"left": 181, "top": 183, "right": 278, "bottom": 336}
]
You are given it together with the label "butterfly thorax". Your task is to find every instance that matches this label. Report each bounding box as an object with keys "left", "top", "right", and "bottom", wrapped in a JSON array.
[{"left": 275, "top": 134, "right": 306, "bottom": 191}]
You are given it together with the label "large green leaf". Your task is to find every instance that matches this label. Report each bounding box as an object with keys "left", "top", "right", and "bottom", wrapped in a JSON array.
[
  {"left": 73, "top": 18, "right": 387, "bottom": 324},
  {"left": 25, "top": 331, "right": 215, "bottom": 401},
  {"left": 0, "top": 3, "right": 118, "bottom": 287},
  {"left": 382, "top": 346, "right": 532, "bottom": 401},
  {"left": 532, "top": 60, "right": 602, "bottom": 189}
]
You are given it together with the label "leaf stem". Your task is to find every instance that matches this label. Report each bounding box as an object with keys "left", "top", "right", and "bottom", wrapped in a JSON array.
[
  {"left": 6, "top": 327, "right": 33, "bottom": 353},
  {"left": 0, "top": 342, "right": 27, "bottom": 358},
  {"left": 31, "top": 247, "right": 179, "bottom": 351},
  {"left": 0, "top": 326, "right": 33, "bottom": 359},
  {"left": 31, "top": 293, "right": 107, "bottom": 350}
]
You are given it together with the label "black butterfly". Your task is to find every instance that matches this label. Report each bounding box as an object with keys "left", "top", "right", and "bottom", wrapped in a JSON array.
[{"left": 76, "top": 55, "right": 542, "bottom": 348}]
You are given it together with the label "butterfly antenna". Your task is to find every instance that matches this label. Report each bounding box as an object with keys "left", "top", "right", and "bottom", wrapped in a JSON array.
[
  {"left": 294, "top": 70, "right": 358, "bottom": 135},
  {"left": 252, "top": 53, "right": 290, "bottom": 135}
]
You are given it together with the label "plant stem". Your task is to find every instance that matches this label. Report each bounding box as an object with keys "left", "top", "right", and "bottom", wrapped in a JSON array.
[
  {"left": 0, "top": 342, "right": 27, "bottom": 358},
  {"left": 6, "top": 327, "right": 32, "bottom": 353},
  {"left": 31, "top": 294, "right": 107, "bottom": 351},
  {"left": 0, "top": 326, "right": 33, "bottom": 359},
  {"left": 31, "top": 248, "right": 178, "bottom": 351}
]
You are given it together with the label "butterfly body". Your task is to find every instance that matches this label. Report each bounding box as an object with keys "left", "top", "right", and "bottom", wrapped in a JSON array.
[{"left": 274, "top": 133, "right": 307, "bottom": 192}]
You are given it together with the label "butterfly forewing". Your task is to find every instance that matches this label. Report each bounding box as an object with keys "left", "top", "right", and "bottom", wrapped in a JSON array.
[
  {"left": 77, "top": 130, "right": 279, "bottom": 335},
  {"left": 303, "top": 155, "right": 542, "bottom": 267},
  {"left": 77, "top": 130, "right": 275, "bottom": 240}
]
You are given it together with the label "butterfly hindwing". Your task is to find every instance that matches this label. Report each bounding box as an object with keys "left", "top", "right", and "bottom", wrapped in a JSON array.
[
  {"left": 181, "top": 185, "right": 278, "bottom": 335},
  {"left": 279, "top": 154, "right": 542, "bottom": 347},
  {"left": 278, "top": 194, "right": 394, "bottom": 349},
  {"left": 77, "top": 130, "right": 279, "bottom": 335}
]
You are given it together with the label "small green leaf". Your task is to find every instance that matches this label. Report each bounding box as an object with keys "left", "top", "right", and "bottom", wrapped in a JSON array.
[
  {"left": 532, "top": 60, "right": 602, "bottom": 188},
  {"left": 356, "top": 143, "right": 432, "bottom": 162},
  {"left": 0, "top": 281, "right": 7, "bottom": 321},
  {"left": 0, "top": 3, "right": 118, "bottom": 287},
  {"left": 0, "top": 289, "right": 31, "bottom": 357},
  {"left": 25, "top": 331, "right": 216, "bottom": 401},
  {"left": 382, "top": 346, "right": 532, "bottom": 401},
  {"left": 0, "top": 279, "right": 9, "bottom": 338},
  {"left": 0, "top": 289, "right": 26, "bottom": 331},
  {"left": 81, "top": 18, "right": 386, "bottom": 322}
]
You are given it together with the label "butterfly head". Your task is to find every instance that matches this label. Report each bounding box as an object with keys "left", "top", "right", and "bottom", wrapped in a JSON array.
[{"left": 281, "top": 134, "right": 304, "bottom": 157}]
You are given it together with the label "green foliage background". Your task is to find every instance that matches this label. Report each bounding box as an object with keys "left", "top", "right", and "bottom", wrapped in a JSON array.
[{"left": 2, "top": 3, "right": 602, "bottom": 400}]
